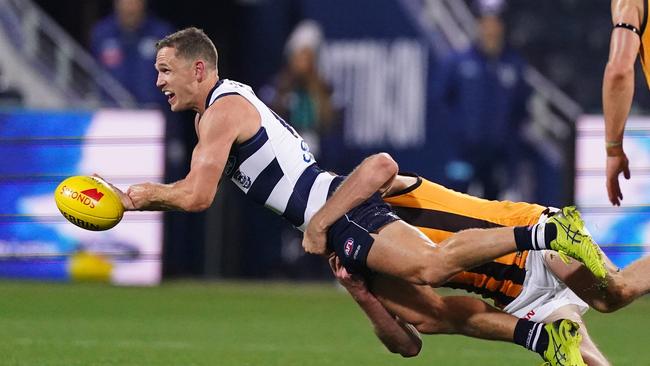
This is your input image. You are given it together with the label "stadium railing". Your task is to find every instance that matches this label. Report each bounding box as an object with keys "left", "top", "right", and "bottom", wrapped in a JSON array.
[{"left": 0, "top": 0, "right": 136, "bottom": 108}]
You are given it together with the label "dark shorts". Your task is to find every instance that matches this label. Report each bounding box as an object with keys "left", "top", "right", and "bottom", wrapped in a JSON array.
[{"left": 326, "top": 192, "right": 400, "bottom": 275}]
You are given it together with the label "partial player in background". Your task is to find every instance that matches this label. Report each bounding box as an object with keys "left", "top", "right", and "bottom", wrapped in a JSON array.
[
  {"left": 332, "top": 173, "right": 650, "bottom": 365},
  {"left": 602, "top": 0, "right": 646, "bottom": 205}
]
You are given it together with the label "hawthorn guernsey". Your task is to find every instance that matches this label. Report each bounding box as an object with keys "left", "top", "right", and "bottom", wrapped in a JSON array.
[{"left": 54, "top": 176, "right": 124, "bottom": 231}]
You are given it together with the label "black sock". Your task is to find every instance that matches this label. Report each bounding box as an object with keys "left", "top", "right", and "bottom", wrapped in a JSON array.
[
  {"left": 514, "top": 224, "right": 557, "bottom": 251},
  {"left": 513, "top": 319, "right": 550, "bottom": 356}
]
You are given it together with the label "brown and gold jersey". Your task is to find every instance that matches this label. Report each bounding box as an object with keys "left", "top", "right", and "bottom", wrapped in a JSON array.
[{"left": 384, "top": 175, "right": 546, "bottom": 308}]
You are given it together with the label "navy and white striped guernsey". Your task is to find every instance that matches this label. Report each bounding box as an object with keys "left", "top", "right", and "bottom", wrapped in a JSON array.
[{"left": 206, "top": 79, "right": 344, "bottom": 231}]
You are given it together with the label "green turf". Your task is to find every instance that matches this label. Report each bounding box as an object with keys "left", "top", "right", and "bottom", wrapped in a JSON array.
[{"left": 0, "top": 280, "right": 647, "bottom": 366}]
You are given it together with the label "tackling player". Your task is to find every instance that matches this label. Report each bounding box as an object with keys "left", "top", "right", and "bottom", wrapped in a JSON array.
[{"left": 331, "top": 173, "right": 650, "bottom": 365}]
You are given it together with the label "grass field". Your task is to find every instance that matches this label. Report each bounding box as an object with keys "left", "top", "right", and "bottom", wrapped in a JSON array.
[{"left": 0, "top": 280, "right": 648, "bottom": 366}]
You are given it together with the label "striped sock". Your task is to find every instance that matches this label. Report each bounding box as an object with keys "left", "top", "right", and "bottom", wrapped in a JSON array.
[
  {"left": 513, "top": 319, "right": 550, "bottom": 356},
  {"left": 514, "top": 223, "right": 557, "bottom": 251}
]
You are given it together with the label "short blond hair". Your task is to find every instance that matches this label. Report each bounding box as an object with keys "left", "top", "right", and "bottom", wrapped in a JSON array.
[{"left": 156, "top": 27, "right": 218, "bottom": 70}]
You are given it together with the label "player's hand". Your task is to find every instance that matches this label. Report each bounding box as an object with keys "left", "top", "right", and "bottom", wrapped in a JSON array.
[
  {"left": 606, "top": 152, "right": 630, "bottom": 206},
  {"left": 302, "top": 218, "right": 330, "bottom": 256},
  {"left": 93, "top": 174, "right": 135, "bottom": 210},
  {"left": 126, "top": 183, "right": 156, "bottom": 210},
  {"left": 328, "top": 254, "right": 367, "bottom": 293}
]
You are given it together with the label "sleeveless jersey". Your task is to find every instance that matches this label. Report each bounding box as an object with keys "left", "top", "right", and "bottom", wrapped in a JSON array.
[
  {"left": 206, "top": 79, "right": 339, "bottom": 230},
  {"left": 638, "top": 0, "right": 650, "bottom": 87},
  {"left": 383, "top": 175, "right": 546, "bottom": 308}
]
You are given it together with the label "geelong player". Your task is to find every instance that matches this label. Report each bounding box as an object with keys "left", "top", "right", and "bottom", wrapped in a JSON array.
[
  {"left": 331, "top": 173, "right": 650, "bottom": 365},
  {"left": 105, "top": 27, "right": 606, "bottom": 365},
  {"left": 603, "top": 0, "right": 647, "bottom": 205}
]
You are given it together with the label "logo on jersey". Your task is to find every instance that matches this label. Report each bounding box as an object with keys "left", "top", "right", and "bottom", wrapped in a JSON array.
[
  {"left": 224, "top": 155, "right": 237, "bottom": 176},
  {"left": 344, "top": 238, "right": 354, "bottom": 257},
  {"left": 232, "top": 169, "right": 252, "bottom": 189}
]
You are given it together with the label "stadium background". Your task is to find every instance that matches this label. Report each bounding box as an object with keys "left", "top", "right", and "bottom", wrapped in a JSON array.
[{"left": 0, "top": 0, "right": 649, "bottom": 365}]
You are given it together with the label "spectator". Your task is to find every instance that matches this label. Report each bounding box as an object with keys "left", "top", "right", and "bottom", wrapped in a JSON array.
[
  {"left": 257, "top": 20, "right": 341, "bottom": 279},
  {"left": 90, "top": 0, "right": 173, "bottom": 106},
  {"left": 435, "top": 0, "right": 531, "bottom": 200},
  {"left": 259, "top": 20, "right": 340, "bottom": 164}
]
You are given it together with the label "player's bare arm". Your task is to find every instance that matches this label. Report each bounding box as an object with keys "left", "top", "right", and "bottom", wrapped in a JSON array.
[
  {"left": 603, "top": 0, "right": 643, "bottom": 205},
  {"left": 302, "top": 153, "right": 398, "bottom": 255},
  {"left": 126, "top": 96, "right": 257, "bottom": 211},
  {"left": 329, "top": 255, "right": 422, "bottom": 357},
  {"left": 368, "top": 273, "right": 517, "bottom": 342}
]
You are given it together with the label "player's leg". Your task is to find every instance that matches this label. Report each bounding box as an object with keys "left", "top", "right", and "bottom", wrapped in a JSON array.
[
  {"left": 546, "top": 250, "right": 650, "bottom": 313},
  {"left": 544, "top": 305, "right": 610, "bottom": 366},
  {"left": 365, "top": 220, "right": 521, "bottom": 286},
  {"left": 370, "top": 274, "right": 585, "bottom": 366},
  {"left": 329, "top": 191, "right": 605, "bottom": 287},
  {"left": 364, "top": 212, "right": 605, "bottom": 288}
]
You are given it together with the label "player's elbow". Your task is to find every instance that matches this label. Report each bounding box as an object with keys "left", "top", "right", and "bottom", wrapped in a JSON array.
[
  {"left": 592, "top": 282, "right": 633, "bottom": 313},
  {"left": 368, "top": 153, "right": 398, "bottom": 180},
  {"left": 605, "top": 60, "right": 634, "bottom": 83},
  {"left": 399, "top": 341, "right": 422, "bottom": 358},
  {"left": 185, "top": 199, "right": 211, "bottom": 212},
  {"left": 184, "top": 192, "right": 214, "bottom": 212},
  {"left": 386, "top": 340, "right": 421, "bottom": 358}
]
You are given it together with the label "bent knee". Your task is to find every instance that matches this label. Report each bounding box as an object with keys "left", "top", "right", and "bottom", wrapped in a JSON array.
[{"left": 410, "top": 250, "right": 455, "bottom": 287}]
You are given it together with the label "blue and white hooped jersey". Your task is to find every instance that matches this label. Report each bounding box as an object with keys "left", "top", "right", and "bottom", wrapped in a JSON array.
[{"left": 206, "top": 79, "right": 343, "bottom": 230}]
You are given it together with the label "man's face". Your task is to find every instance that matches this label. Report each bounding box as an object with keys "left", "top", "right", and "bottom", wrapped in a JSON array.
[
  {"left": 478, "top": 15, "right": 505, "bottom": 57},
  {"left": 115, "top": 0, "right": 146, "bottom": 31},
  {"left": 155, "top": 47, "right": 197, "bottom": 112},
  {"left": 289, "top": 48, "right": 316, "bottom": 78}
]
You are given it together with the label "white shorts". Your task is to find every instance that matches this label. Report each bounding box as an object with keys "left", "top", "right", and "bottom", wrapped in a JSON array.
[{"left": 502, "top": 210, "right": 589, "bottom": 323}]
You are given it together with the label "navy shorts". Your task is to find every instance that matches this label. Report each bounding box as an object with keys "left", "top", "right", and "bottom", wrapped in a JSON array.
[{"left": 326, "top": 192, "right": 400, "bottom": 275}]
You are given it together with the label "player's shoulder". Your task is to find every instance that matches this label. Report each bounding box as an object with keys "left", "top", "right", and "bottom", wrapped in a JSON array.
[
  {"left": 218, "top": 79, "right": 254, "bottom": 94},
  {"left": 202, "top": 88, "right": 257, "bottom": 128}
]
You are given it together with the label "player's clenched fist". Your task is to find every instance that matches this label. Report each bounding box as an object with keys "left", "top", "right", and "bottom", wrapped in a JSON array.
[
  {"left": 127, "top": 183, "right": 156, "bottom": 210},
  {"left": 93, "top": 173, "right": 135, "bottom": 211}
]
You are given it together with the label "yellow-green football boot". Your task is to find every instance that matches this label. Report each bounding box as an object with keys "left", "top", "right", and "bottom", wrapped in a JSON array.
[
  {"left": 547, "top": 206, "right": 607, "bottom": 281},
  {"left": 541, "top": 319, "right": 586, "bottom": 366}
]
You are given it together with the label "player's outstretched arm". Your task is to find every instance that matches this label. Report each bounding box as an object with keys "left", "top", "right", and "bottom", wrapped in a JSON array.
[
  {"left": 126, "top": 103, "right": 240, "bottom": 212},
  {"left": 329, "top": 255, "right": 422, "bottom": 357},
  {"left": 603, "top": 1, "right": 641, "bottom": 205},
  {"left": 303, "top": 153, "right": 398, "bottom": 255}
]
